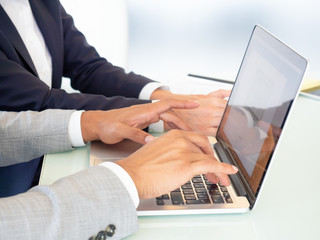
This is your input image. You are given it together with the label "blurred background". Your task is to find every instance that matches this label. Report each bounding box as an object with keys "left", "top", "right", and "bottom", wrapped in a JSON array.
[{"left": 61, "top": 0, "right": 320, "bottom": 88}]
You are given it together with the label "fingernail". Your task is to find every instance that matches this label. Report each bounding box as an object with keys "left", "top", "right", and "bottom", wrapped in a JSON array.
[
  {"left": 144, "top": 135, "right": 155, "bottom": 143},
  {"left": 232, "top": 165, "right": 238, "bottom": 172}
]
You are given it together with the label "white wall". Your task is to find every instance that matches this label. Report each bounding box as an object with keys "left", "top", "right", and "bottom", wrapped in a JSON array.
[
  {"left": 59, "top": 0, "right": 128, "bottom": 92},
  {"left": 60, "top": 0, "right": 128, "bottom": 68},
  {"left": 126, "top": 0, "right": 320, "bottom": 82},
  {"left": 59, "top": 0, "right": 320, "bottom": 86}
]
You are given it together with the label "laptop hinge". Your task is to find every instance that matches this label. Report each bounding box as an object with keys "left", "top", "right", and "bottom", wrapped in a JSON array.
[{"left": 214, "top": 142, "right": 256, "bottom": 208}]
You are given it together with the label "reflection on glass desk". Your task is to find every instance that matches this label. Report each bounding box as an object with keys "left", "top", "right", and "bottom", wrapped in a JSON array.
[{"left": 40, "top": 93, "right": 320, "bottom": 240}]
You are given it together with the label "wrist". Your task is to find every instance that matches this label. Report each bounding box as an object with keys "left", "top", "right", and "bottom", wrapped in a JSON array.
[
  {"left": 115, "top": 159, "right": 141, "bottom": 199},
  {"left": 100, "top": 161, "right": 140, "bottom": 208},
  {"left": 81, "top": 111, "right": 101, "bottom": 143},
  {"left": 150, "top": 89, "right": 173, "bottom": 100}
]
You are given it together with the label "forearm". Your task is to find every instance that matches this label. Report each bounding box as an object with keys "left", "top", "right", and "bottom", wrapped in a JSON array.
[
  {"left": 150, "top": 88, "right": 173, "bottom": 100},
  {"left": 80, "top": 110, "right": 102, "bottom": 143},
  {"left": 0, "top": 166, "right": 138, "bottom": 240},
  {"left": 0, "top": 110, "right": 74, "bottom": 166},
  {"left": 150, "top": 88, "right": 204, "bottom": 101}
]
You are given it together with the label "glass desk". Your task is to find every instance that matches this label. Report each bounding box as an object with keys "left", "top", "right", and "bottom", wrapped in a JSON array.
[{"left": 40, "top": 93, "right": 320, "bottom": 240}]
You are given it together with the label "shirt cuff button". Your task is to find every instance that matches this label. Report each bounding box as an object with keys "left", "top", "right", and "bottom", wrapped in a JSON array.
[{"left": 105, "top": 224, "right": 116, "bottom": 237}]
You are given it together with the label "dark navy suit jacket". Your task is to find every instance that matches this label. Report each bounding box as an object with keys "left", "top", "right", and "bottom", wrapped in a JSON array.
[{"left": 0, "top": 0, "right": 153, "bottom": 197}]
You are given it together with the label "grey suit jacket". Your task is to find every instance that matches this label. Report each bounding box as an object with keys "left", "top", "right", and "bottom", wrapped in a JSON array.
[
  {"left": 0, "top": 110, "right": 138, "bottom": 239},
  {"left": 0, "top": 166, "right": 138, "bottom": 239},
  {"left": 0, "top": 109, "right": 74, "bottom": 166}
]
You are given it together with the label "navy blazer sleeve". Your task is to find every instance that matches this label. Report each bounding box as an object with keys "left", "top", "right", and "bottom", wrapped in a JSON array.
[{"left": 0, "top": 0, "right": 152, "bottom": 112}]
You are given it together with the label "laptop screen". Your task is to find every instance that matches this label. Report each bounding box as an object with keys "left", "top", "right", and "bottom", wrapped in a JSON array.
[{"left": 216, "top": 26, "right": 307, "bottom": 196}]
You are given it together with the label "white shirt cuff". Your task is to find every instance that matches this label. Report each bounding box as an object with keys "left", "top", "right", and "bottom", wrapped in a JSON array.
[
  {"left": 99, "top": 161, "right": 140, "bottom": 208},
  {"left": 148, "top": 120, "right": 164, "bottom": 133},
  {"left": 68, "top": 110, "right": 85, "bottom": 147},
  {"left": 147, "top": 99, "right": 164, "bottom": 132},
  {"left": 138, "top": 82, "right": 169, "bottom": 100}
]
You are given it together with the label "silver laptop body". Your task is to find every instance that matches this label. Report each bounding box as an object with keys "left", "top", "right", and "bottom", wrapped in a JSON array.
[
  {"left": 91, "top": 25, "right": 308, "bottom": 216},
  {"left": 136, "top": 25, "right": 308, "bottom": 215}
]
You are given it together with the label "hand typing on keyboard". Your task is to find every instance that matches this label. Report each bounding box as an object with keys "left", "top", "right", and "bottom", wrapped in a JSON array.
[
  {"left": 157, "top": 175, "right": 234, "bottom": 206},
  {"left": 115, "top": 130, "right": 238, "bottom": 199}
]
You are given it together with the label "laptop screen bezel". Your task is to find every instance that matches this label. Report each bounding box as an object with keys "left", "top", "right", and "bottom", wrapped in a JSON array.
[{"left": 215, "top": 25, "right": 308, "bottom": 209}]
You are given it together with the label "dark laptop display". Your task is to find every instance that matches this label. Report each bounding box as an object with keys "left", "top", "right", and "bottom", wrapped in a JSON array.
[{"left": 215, "top": 26, "right": 308, "bottom": 208}]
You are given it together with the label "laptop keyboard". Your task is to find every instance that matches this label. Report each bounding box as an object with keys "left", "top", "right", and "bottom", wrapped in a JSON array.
[{"left": 156, "top": 175, "right": 233, "bottom": 206}]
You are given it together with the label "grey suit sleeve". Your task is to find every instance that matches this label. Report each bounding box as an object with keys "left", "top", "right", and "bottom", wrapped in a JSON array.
[
  {"left": 0, "top": 109, "right": 75, "bottom": 166},
  {"left": 0, "top": 166, "right": 138, "bottom": 240}
]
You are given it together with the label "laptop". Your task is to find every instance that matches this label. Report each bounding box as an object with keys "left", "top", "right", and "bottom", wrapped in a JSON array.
[{"left": 91, "top": 25, "right": 308, "bottom": 215}]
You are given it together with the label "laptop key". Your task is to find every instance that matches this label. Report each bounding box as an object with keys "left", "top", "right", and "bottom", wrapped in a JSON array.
[
  {"left": 195, "top": 188, "right": 207, "bottom": 193},
  {"left": 156, "top": 199, "right": 164, "bottom": 205},
  {"left": 220, "top": 186, "right": 228, "bottom": 192},
  {"left": 209, "top": 189, "right": 221, "bottom": 195},
  {"left": 197, "top": 193, "right": 209, "bottom": 199},
  {"left": 193, "top": 183, "right": 205, "bottom": 188},
  {"left": 181, "top": 183, "right": 193, "bottom": 189},
  {"left": 222, "top": 191, "right": 233, "bottom": 203},
  {"left": 162, "top": 194, "right": 170, "bottom": 199},
  {"left": 206, "top": 183, "right": 218, "bottom": 191},
  {"left": 183, "top": 189, "right": 194, "bottom": 194},
  {"left": 184, "top": 194, "right": 196, "bottom": 200},
  {"left": 211, "top": 195, "right": 224, "bottom": 204},
  {"left": 193, "top": 175, "right": 202, "bottom": 178},
  {"left": 172, "top": 188, "right": 181, "bottom": 192},
  {"left": 223, "top": 192, "right": 230, "bottom": 199},
  {"left": 192, "top": 178, "right": 203, "bottom": 183},
  {"left": 186, "top": 199, "right": 211, "bottom": 204},
  {"left": 171, "top": 192, "right": 184, "bottom": 205}
]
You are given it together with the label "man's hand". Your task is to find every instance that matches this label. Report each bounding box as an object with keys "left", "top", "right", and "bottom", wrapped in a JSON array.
[
  {"left": 151, "top": 89, "right": 231, "bottom": 136},
  {"left": 115, "top": 130, "right": 238, "bottom": 199},
  {"left": 172, "top": 96, "right": 228, "bottom": 136},
  {"left": 81, "top": 99, "right": 199, "bottom": 145}
]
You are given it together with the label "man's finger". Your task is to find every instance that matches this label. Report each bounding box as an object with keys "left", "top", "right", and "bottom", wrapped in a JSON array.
[
  {"left": 152, "top": 99, "right": 200, "bottom": 115},
  {"left": 175, "top": 152, "right": 238, "bottom": 186},
  {"left": 160, "top": 112, "right": 192, "bottom": 131},
  {"left": 207, "top": 89, "right": 231, "bottom": 98},
  {"left": 204, "top": 173, "right": 219, "bottom": 184},
  {"left": 117, "top": 124, "right": 153, "bottom": 145},
  {"left": 210, "top": 97, "right": 229, "bottom": 108},
  {"left": 191, "top": 154, "right": 237, "bottom": 174},
  {"left": 189, "top": 154, "right": 238, "bottom": 186},
  {"left": 167, "top": 130, "right": 215, "bottom": 155},
  {"left": 201, "top": 127, "right": 218, "bottom": 137}
]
